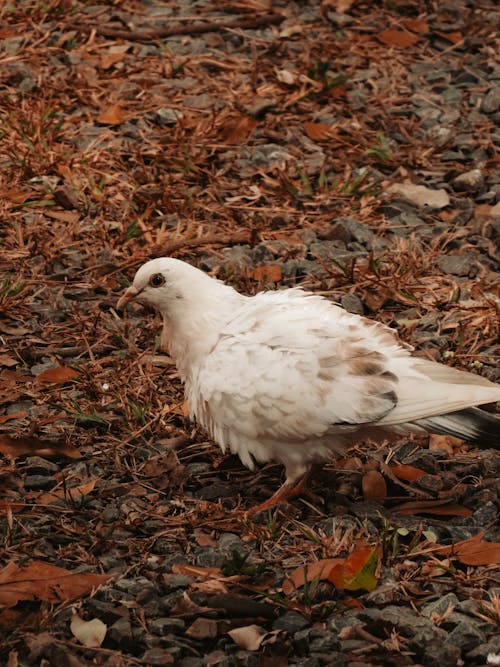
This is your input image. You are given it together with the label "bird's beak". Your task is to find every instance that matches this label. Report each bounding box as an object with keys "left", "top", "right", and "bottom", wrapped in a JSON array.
[{"left": 117, "top": 285, "right": 140, "bottom": 311}]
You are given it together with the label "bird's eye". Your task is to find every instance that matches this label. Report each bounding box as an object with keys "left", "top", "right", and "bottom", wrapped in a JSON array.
[{"left": 149, "top": 273, "right": 165, "bottom": 288}]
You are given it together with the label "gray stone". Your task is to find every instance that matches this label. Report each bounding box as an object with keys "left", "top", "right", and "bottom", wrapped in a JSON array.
[
  {"left": 445, "top": 620, "right": 486, "bottom": 651},
  {"left": 24, "top": 456, "right": 59, "bottom": 475},
  {"left": 341, "top": 293, "right": 364, "bottom": 315},
  {"left": 102, "top": 504, "right": 120, "bottom": 523},
  {"left": 453, "top": 168, "right": 484, "bottom": 191},
  {"left": 436, "top": 253, "right": 474, "bottom": 276},
  {"left": 466, "top": 633, "right": 500, "bottom": 660},
  {"left": 107, "top": 616, "right": 132, "bottom": 646},
  {"left": 195, "top": 547, "right": 224, "bottom": 568},
  {"left": 421, "top": 592, "right": 459, "bottom": 618},
  {"left": 156, "top": 108, "right": 184, "bottom": 126},
  {"left": 184, "top": 94, "right": 213, "bottom": 109},
  {"left": 149, "top": 617, "right": 185, "bottom": 635},
  {"left": 481, "top": 86, "right": 500, "bottom": 113},
  {"left": 114, "top": 576, "right": 156, "bottom": 597},
  {"left": 218, "top": 533, "right": 245, "bottom": 557},
  {"left": 273, "top": 610, "right": 309, "bottom": 632},
  {"left": 24, "top": 474, "right": 55, "bottom": 490},
  {"left": 140, "top": 648, "right": 175, "bottom": 665}
]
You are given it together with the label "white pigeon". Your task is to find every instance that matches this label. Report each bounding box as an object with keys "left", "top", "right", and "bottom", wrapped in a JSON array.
[{"left": 118, "top": 257, "right": 500, "bottom": 510}]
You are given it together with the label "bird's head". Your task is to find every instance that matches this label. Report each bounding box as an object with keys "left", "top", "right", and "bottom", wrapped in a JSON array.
[
  {"left": 116, "top": 257, "right": 243, "bottom": 324},
  {"left": 117, "top": 257, "right": 209, "bottom": 315}
]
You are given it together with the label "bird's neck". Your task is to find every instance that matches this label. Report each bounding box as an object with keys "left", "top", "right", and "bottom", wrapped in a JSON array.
[{"left": 162, "top": 286, "right": 245, "bottom": 381}]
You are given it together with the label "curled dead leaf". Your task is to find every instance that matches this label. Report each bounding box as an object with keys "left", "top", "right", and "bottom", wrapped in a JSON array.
[
  {"left": 96, "top": 104, "right": 125, "bottom": 125},
  {"left": 70, "top": 612, "right": 107, "bottom": 647},
  {"left": 0, "top": 561, "right": 110, "bottom": 608},
  {"left": 228, "top": 624, "right": 266, "bottom": 651},
  {"left": 362, "top": 470, "right": 387, "bottom": 500},
  {"left": 0, "top": 435, "right": 81, "bottom": 459},
  {"left": 35, "top": 366, "right": 78, "bottom": 384}
]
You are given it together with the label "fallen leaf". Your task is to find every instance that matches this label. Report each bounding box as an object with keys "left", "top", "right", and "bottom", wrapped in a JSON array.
[
  {"left": 0, "top": 435, "right": 81, "bottom": 459},
  {"left": 37, "top": 479, "right": 98, "bottom": 505},
  {"left": 328, "top": 547, "right": 378, "bottom": 592},
  {"left": 386, "top": 182, "right": 450, "bottom": 209},
  {"left": 43, "top": 210, "right": 81, "bottom": 224},
  {"left": 434, "top": 30, "right": 463, "bottom": 44},
  {"left": 276, "top": 68, "right": 297, "bottom": 85},
  {"left": 185, "top": 617, "right": 218, "bottom": 639},
  {"left": 223, "top": 116, "right": 258, "bottom": 144},
  {"left": 251, "top": 265, "right": 282, "bottom": 283},
  {"left": 376, "top": 30, "right": 420, "bottom": 48},
  {"left": 228, "top": 624, "right": 266, "bottom": 651},
  {"left": 0, "top": 411, "right": 27, "bottom": 424},
  {"left": 1, "top": 189, "right": 33, "bottom": 204},
  {"left": 429, "top": 433, "right": 463, "bottom": 453},
  {"left": 362, "top": 470, "right": 387, "bottom": 500},
  {"left": 282, "top": 558, "right": 343, "bottom": 595},
  {"left": 396, "top": 499, "right": 472, "bottom": 517},
  {"left": 70, "top": 612, "right": 107, "bottom": 647},
  {"left": 100, "top": 52, "right": 126, "bottom": 69},
  {"left": 435, "top": 533, "right": 500, "bottom": 566},
  {"left": 35, "top": 366, "right": 79, "bottom": 384},
  {"left": 403, "top": 18, "right": 429, "bottom": 34},
  {"left": 171, "top": 564, "right": 222, "bottom": 579},
  {"left": 96, "top": 104, "right": 124, "bottom": 125},
  {"left": 0, "top": 561, "right": 110, "bottom": 608},
  {"left": 389, "top": 464, "right": 427, "bottom": 482},
  {"left": 0, "top": 354, "right": 18, "bottom": 368},
  {"left": 304, "top": 122, "right": 336, "bottom": 141},
  {"left": 192, "top": 579, "right": 229, "bottom": 594}
]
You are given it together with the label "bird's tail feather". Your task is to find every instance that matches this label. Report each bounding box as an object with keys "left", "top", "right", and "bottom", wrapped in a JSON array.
[{"left": 415, "top": 407, "right": 499, "bottom": 449}]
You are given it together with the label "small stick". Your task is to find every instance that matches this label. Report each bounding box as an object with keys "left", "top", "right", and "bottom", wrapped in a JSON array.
[{"left": 75, "top": 13, "right": 284, "bottom": 42}]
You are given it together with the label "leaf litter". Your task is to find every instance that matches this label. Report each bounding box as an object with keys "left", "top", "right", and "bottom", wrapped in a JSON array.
[{"left": 0, "top": 0, "right": 499, "bottom": 664}]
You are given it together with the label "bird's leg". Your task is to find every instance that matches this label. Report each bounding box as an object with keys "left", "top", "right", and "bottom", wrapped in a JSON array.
[{"left": 247, "top": 470, "right": 310, "bottom": 515}]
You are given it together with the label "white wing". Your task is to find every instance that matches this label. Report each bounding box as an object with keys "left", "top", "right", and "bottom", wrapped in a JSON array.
[
  {"left": 193, "top": 290, "right": 500, "bottom": 442},
  {"left": 193, "top": 291, "right": 403, "bottom": 443}
]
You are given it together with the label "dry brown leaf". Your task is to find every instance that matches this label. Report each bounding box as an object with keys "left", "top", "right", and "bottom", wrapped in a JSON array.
[
  {"left": 37, "top": 479, "right": 98, "bottom": 505},
  {"left": 429, "top": 434, "right": 463, "bottom": 453},
  {"left": 251, "top": 265, "right": 282, "bottom": 283},
  {"left": 35, "top": 366, "right": 78, "bottom": 384},
  {"left": 386, "top": 182, "right": 450, "bottom": 209},
  {"left": 376, "top": 30, "right": 420, "bottom": 48},
  {"left": 192, "top": 579, "right": 229, "bottom": 594},
  {"left": 362, "top": 470, "right": 387, "bottom": 500},
  {"left": 43, "top": 210, "right": 81, "bottom": 224},
  {"left": 389, "top": 464, "right": 427, "bottom": 482},
  {"left": 0, "top": 561, "right": 110, "bottom": 608},
  {"left": 435, "top": 532, "right": 500, "bottom": 566},
  {"left": 228, "top": 624, "right": 266, "bottom": 651},
  {"left": 0, "top": 354, "right": 18, "bottom": 368},
  {"left": 171, "top": 563, "right": 223, "bottom": 579},
  {"left": 193, "top": 529, "right": 217, "bottom": 547},
  {"left": 185, "top": 617, "right": 219, "bottom": 639},
  {"left": 96, "top": 104, "right": 125, "bottom": 125},
  {"left": 362, "top": 286, "right": 391, "bottom": 312},
  {"left": 100, "top": 53, "right": 126, "bottom": 69},
  {"left": 434, "top": 30, "right": 463, "bottom": 44},
  {"left": 304, "top": 122, "right": 336, "bottom": 141},
  {"left": 282, "top": 558, "right": 343, "bottom": 595},
  {"left": 0, "top": 435, "right": 81, "bottom": 459},
  {"left": 322, "top": 0, "right": 355, "bottom": 12},
  {"left": 396, "top": 499, "right": 472, "bottom": 517},
  {"left": 70, "top": 612, "right": 107, "bottom": 647},
  {"left": 1, "top": 189, "right": 33, "bottom": 204},
  {"left": 223, "top": 116, "right": 258, "bottom": 144},
  {"left": 403, "top": 18, "right": 429, "bottom": 34},
  {"left": 0, "top": 411, "right": 26, "bottom": 424}
]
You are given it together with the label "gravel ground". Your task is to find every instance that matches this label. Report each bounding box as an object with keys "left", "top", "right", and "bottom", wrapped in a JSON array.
[{"left": 0, "top": 1, "right": 499, "bottom": 665}]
